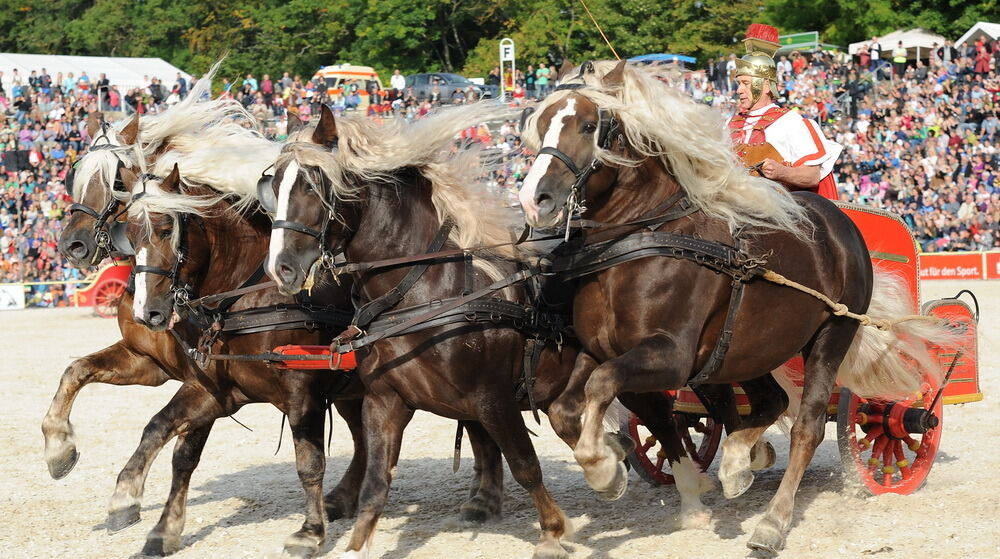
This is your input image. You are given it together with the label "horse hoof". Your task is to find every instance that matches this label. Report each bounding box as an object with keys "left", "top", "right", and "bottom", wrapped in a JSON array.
[
  {"left": 749, "top": 441, "right": 776, "bottom": 471},
  {"left": 678, "top": 507, "right": 712, "bottom": 531},
  {"left": 107, "top": 504, "right": 141, "bottom": 533},
  {"left": 721, "top": 468, "right": 754, "bottom": 499},
  {"left": 142, "top": 534, "right": 181, "bottom": 556},
  {"left": 532, "top": 540, "right": 569, "bottom": 559},
  {"left": 47, "top": 446, "right": 79, "bottom": 480},
  {"left": 324, "top": 493, "right": 357, "bottom": 521},
  {"left": 747, "top": 519, "right": 785, "bottom": 554},
  {"left": 459, "top": 501, "right": 500, "bottom": 524},
  {"left": 283, "top": 545, "right": 319, "bottom": 559},
  {"left": 597, "top": 462, "right": 628, "bottom": 501}
]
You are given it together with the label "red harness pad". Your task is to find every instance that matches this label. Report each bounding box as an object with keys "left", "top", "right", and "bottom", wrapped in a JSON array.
[{"left": 272, "top": 345, "right": 357, "bottom": 370}]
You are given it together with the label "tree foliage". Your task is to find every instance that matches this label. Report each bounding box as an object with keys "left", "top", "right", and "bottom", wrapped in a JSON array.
[{"left": 0, "top": 0, "right": 995, "bottom": 80}]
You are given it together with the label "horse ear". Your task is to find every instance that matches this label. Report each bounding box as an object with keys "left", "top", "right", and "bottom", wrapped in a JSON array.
[
  {"left": 602, "top": 60, "right": 628, "bottom": 88},
  {"left": 161, "top": 164, "right": 182, "bottom": 193},
  {"left": 311, "top": 104, "right": 338, "bottom": 148},
  {"left": 287, "top": 110, "right": 305, "bottom": 136},
  {"left": 557, "top": 60, "right": 575, "bottom": 81},
  {"left": 119, "top": 114, "right": 140, "bottom": 145},
  {"left": 86, "top": 112, "right": 104, "bottom": 138}
]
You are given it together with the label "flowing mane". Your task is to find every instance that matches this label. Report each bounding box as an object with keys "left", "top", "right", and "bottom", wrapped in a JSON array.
[
  {"left": 72, "top": 58, "right": 264, "bottom": 207},
  {"left": 121, "top": 174, "right": 227, "bottom": 251},
  {"left": 523, "top": 61, "right": 809, "bottom": 236},
  {"left": 278, "top": 103, "right": 523, "bottom": 258}
]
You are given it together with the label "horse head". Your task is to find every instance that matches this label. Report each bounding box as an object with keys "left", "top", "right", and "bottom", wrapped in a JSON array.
[
  {"left": 59, "top": 113, "right": 140, "bottom": 267},
  {"left": 518, "top": 60, "right": 628, "bottom": 228}
]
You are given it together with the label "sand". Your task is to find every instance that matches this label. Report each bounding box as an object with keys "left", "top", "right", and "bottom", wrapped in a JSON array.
[{"left": 1, "top": 280, "right": 997, "bottom": 558}]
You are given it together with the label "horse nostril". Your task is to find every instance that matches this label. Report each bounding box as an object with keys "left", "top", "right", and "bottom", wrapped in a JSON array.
[
  {"left": 278, "top": 263, "right": 297, "bottom": 284},
  {"left": 64, "top": 240, "right": 88, "bottom": 260},
  {"left": 535, "top": 193, "right": 555, "bottom": 216},
  {"left": 147, "top": 311, "right": 166, "bottom": 327}
]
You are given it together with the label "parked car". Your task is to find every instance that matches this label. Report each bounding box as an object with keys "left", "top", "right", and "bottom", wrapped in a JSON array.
[{"left": 404, "top": 73, "right": 488, "bottom": 103}]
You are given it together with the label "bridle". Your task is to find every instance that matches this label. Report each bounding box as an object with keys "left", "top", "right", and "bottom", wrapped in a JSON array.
[
  {"left": 66, "top": 122, "right": 135, "bottom": 262},
  {"left": 520, "top": 81, "right": 622, "bottom": 238},
  {"left": 257, "top": 144, "right": 340, "bottom": 268},
  {"left": 129, "top": 175, "right": 202, "bottom": 310}
]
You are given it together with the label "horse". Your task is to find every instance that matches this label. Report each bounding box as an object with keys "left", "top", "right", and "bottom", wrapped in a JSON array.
[
  {"left": 517, "top": 60, "right": 953, "bottom": 553},
  {"left": 264, "top": 103, "right": 601, "bottom": 559},
  {"left": 47, "top": 98, "right": 370, "bottom": 557}
]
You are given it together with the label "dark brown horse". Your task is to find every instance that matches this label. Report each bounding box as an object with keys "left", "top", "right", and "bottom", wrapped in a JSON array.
[
  {"left": 518, "top": 61, "right": 951, "bottom": 553},
  {"left": 265, "top": 104, "right": 594, "bottom": 559}
]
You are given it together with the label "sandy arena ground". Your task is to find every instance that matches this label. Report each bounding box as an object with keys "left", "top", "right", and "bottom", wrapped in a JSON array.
[{"left": 1, "top": 280, "right": 998, "bottom": 558}]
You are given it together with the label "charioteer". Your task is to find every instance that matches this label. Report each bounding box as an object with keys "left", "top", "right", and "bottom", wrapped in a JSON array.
[{"left": 728, "top": 23, "right": 843, "bottom": 200}]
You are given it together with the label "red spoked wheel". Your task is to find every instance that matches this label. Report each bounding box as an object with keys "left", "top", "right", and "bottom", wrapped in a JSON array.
[
  {"left": 93, "top": 278, "right": 127, "bottom": 318},
  {"left": 836, "top": 377, "right": 943, "bottom": 495},
  {"left": 620, "top": 411, "right": 722, "bottom": 486}
]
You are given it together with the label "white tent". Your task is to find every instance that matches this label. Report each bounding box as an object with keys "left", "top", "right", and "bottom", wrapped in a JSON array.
[
  {"left": 956, "top": 22, "right": 1000, "bottom": 47},
  {"left": 0, "top": 52, "right": 191, "bottom": 95},
  {"left": 848, "top": 28, "right": 947, "bottom": 59}
]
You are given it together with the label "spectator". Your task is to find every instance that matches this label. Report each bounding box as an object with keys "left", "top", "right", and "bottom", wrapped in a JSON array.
[
  {"left": 390, "top": 69, "right": 406, "bottom": 91},
  {"left": 176, "top": 72, "right": 188, "bottom": 99},
  {"left": 892, "top": 41, "right": 908, "bottom": 78},
  {"left": 535, "top": 63, "right": 551, "bottom": 97}
]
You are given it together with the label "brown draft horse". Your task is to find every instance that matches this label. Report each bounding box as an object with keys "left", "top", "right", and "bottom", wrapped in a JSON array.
[
  {"left": 519, "top": 61, "right": 950, "bottom": 553},
  {"left": 48, "top": 113, "right": 371, "bottom": 557},
  {"left": 265, "top": 105, "right": 598, "bottom": 559}
]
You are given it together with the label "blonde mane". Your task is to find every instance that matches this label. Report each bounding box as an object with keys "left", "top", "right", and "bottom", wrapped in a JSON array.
[
  {"left": 119, "top": 174, "right": 229, "bottom": 252},
  {"left": 278, "top": 103, "right": 523, "bottom": 258},
  {"left": 523, "top": 61, "right": 809, "bottom": 236}
]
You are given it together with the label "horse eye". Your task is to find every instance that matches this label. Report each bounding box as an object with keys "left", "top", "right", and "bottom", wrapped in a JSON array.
[{"left": 582, "top": 122, "right": 598, "bottom": 134}]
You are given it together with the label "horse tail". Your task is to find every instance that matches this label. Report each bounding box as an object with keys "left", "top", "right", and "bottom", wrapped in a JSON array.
[{"left": 835, "top": 267, "right": 961, "bottom": 399}]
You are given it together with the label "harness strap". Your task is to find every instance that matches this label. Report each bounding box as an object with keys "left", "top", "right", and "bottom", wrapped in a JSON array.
[
  {"left": 272, "top": 219, "right": 325, "bottom": 239},
  {"left": 352, "top": 221, "right": 453, "bottom": 329},
  {"left": 521, "top": 337, "right": 544, "bottom": 424},
  {"left": 688, "top": 236, "right": 749, "bottom": 385},
  {"left": 334, "top": 267, "right": 539, "bottom": 354},
  {"left": 214, "top": 262, "right": 269, "bottom": 315}
]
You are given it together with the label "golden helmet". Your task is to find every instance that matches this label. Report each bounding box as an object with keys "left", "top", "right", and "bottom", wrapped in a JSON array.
[{"left": 734, "top": 23, "right": 781, "bottom": 103}]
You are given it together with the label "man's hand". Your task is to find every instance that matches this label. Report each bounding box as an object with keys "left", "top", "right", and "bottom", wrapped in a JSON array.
[
  {"left": 759, "top": 158, "right": 786, "bottom": 181},
  {"left": 759, "top": 158, "right": 821, "bottom": 189}
]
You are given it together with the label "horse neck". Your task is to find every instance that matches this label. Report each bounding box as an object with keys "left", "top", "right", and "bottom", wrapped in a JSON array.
[
  {"left": 346, "top": 171, "right": 455, "bottom": 301},
  {"left": 198, "top": 201, "right": 270, "bottom": 296},
  {"left": 588, "top": 156, "right": 684, "bottom": 224}
]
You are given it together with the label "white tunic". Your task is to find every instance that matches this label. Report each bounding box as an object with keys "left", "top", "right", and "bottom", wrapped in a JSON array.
[{"left": 728, "top": 103, "right": 844, "bottom": 179}]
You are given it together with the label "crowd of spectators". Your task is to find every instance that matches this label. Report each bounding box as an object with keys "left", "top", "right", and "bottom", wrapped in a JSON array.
[{"left": 3, "top": 38, "right": 999, "bottom": 306}]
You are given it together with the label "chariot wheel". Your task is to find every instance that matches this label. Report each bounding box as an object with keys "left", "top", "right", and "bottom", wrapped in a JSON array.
[
  {"left": 836, "top": 376, "right": 943, "bottom": 495},
  {"left": 620, "top": 410, "right": 722, "bottom": 486},
  {"left": 94, "top": 278, "right": 127, "bottom": 318}
]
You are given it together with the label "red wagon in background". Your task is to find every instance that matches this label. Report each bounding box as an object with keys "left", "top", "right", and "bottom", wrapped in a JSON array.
[
  {"left": 622, "top": 204, "right": 982, "bottom": 496},
  {"left": 72, "top": 263, "right": 131, "bottom": 318}
]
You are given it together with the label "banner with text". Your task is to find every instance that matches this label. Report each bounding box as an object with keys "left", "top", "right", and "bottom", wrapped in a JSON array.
[{"left": 919, "top": 253, "right": 985, "bottom": 280}]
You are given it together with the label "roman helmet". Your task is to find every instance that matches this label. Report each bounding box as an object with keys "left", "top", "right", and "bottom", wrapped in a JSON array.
[{"left": 734, "top": 23, "right": 781, "bottom": 105}]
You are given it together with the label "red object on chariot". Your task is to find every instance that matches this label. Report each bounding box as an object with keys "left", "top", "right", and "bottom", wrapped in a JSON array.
[{"left": 271, "top": 345, "right": 357, "bottom": 370}]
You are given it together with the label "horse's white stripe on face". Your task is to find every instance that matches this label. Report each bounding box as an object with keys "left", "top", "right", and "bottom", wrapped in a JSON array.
[
  {"left": 133, "top": 248, "right": 148, "bottom": 319},
  {"left": 519, "top": 98, "right": 577, "bottom": 222},
  {"left": 267, "top": 161, "right": 300, "bottom": 279}
]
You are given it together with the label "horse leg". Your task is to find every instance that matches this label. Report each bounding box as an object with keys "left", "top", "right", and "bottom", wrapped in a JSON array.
[
  {"left": 343, "top": 389, "right": 414, "bottom": 559},
  {"left": 476, "top": 396, "right": 572, "bottom": 559},
  {"left": 282, "top": 390, "right": 329, "bottom": 558},
  {"left": 142, "top": 423, "right": 213, "bottom": 556},
  {"left": 458, "top": 421, "right": 504, "bottom": 523},
  {"left": 325, "top": 398, "right": 365, "bottom": 521},
  {"left": 747, "top": 321, "right": 855, "bottom": 553},
  {"left": 42, "top": 341, "right": 170, "bottom": 479},
  {"left": 718, "top": 374, "right": 789, "bottom": 498},
  {"left": 619, "top": 392, "right": 715, "bottom": 530},
  {"left": 575, "top": 331, "right": 693, "bottom": 499},
  {"left": 546, "top": 351, "right": 599, "bottom": 450},
  {"left": 107, "top": 384, "right": 228, "bottom": 532}
]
